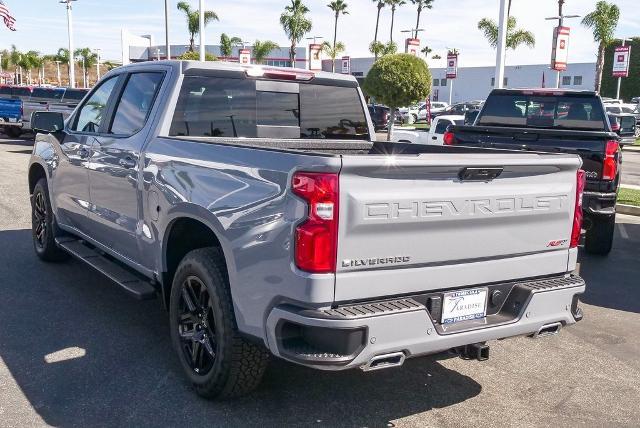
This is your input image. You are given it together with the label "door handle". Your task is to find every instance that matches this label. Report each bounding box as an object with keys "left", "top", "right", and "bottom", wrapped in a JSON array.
[
  {"left": 119, "top": 156, "right": 136, "bottom": 169},
  {"left": 78, "top": 147, "right": 90, "bottom": 158},
  {"left": 432, "top": 136, "right": 438, "bottom": 140}
]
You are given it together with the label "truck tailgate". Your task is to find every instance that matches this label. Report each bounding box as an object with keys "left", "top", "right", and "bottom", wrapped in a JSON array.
[{"left": 335, "top": 152, "right": 580, "bottom": 302}]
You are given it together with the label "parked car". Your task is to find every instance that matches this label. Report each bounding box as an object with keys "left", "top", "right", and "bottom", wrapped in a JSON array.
[
  {"left": 630, "top": 97, "right": 640, "bottom": 104},
  {"left": 432, "top": 102, "right": 482, "bottom": 120},
  {"left": 0, "top": 85, "right": 28, "bottom": 138},
  {"left": 392, "top": 115, "right": 465, "bottom": 145},
  {"left": 22, "top": 87, "right": 66, "bottom": 132},
  {"left": 446, "top": 88, "right": 622, "bottom": 255},
  {"left": 602, "top": 97, "right": 623, "bottom": 105},
  {"left": 608, "top": 113, "right": 637, "bottom": 143},
  {"left": 368, "top": 104, "right": 402, "bottom": 130},
  {"left": 47, "top": 88, "right": 90, "bottom": 119},
  {"left": 412, "top": 101, "right": 449, "bottom": 122},
  {"left": 29, "top": 61, "right": 586, "bottom": 399}
]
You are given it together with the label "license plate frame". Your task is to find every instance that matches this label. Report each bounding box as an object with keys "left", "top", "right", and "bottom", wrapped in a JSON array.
[{"left": 441, "top": 287, "right": 488, "bottom": 324}]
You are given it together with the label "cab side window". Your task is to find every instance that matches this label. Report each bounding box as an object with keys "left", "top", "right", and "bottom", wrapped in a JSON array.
[
  {"left": 434, "top": 119, "right": 451, "bottom": 134},
  {"left": 72, "top": 76, "right": 119, "bottom": 133},
  {"left": 110, "top": 72, "right": 164, "bottom": 135}
]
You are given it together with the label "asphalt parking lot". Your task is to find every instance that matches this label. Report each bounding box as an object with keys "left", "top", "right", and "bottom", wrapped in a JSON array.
[{"left": 1, "top": 136, "right": 639, "bottom": 427}]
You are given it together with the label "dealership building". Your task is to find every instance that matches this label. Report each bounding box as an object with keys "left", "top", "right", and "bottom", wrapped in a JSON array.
[{"left": 324, "top": 57, "right": 597, "bottom": 103}]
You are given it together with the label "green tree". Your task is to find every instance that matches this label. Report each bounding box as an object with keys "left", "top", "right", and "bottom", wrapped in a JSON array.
[
  {"left": 321, "top": 40, "right": 345, "bottom": 72},
  {"left": 386, "top": 0, "right": 406, "bottom": 43},
  {"left": 477, "top": 16, "right": 535, "bottom": 51},
  {"left": 280, "top": 0, "right": 312, "bottom": 67},
  {"left": 178, "top": 50, "right": 217, "bottom": 61},
  {"left": 372, "top": 1, "right": 386, "bottom": 59},
  {"left": 369, "top": 41, "right": 397, "bottom": 57},
  {"left": 74, "top": 48, "right": 98, "bottom": 87},
  {"left": 0, "top": 49, "right": 9, "bottom": 71},
  {"left": 55, "top": 48, "right": 71, "bottom": 82},
  {"left": 327, "top": 0, "right": 348, "bottom": 64},
  {"left": 363, "top": 53, "right": 431, "bottom": 140},
  {"left": 252, "top": 40, "right": 279, "bottom": 64},
  {"left": 581, "top": 1, "right": 620, "bottom": 93},
  {"left": 220, "top": 33, "right": 242, "bottom": 58},
  {"left": 410, "top": 0, "right": 434, "bottom": 38},
  {"left": 177, "top": 1, "right": 219, "bottom": 52}
]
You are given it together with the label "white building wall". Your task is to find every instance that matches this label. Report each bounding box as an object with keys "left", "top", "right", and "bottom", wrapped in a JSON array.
[{"left": 344, "top": 58, "right": 596, "bottom": 103}]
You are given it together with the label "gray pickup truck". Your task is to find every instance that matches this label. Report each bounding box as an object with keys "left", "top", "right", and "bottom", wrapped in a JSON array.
[{"left": 28, "top": 61, "right": 586, "bottom": 399}]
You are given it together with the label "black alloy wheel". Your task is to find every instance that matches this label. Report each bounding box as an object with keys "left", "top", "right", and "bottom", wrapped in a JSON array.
[{"left": 177, "top": 275, "right": 218, "bottom": 375}]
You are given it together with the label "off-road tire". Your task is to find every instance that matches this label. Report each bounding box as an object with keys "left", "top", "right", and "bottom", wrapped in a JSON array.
[
  {"left": 31, "top": 178, "right": 69, "bottom": 262},
  {"left": 584, "top": 214, "right": 615, "bottom": 255},
  {"left": 169, "top": 247, "right": 269, "bottom": 399}
]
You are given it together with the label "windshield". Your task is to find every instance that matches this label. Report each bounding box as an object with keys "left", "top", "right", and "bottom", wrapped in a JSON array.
[{"left": 477, "top": 93, "right": 608, "bottom": 131}]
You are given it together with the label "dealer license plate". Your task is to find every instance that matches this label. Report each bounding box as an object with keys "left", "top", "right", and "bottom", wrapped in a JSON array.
[{"left": 441, "top": 288, "right": 488, "bottom": 324}]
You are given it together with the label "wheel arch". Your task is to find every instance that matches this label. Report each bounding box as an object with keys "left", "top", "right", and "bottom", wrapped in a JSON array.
[{"left": 28, "top": 162, "right": 48, "bottom": 195}]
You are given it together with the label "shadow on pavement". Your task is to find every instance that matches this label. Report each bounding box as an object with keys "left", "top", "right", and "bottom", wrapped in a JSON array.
[
  {"left": 0, "top": 229, "right": 481, "bottom": 427},
  {"left": 579, "top": 221, "right": 640, "bottom": 314}
]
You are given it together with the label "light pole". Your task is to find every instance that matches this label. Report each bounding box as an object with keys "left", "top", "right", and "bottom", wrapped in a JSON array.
[
  {"left": 616, "top": 38, "right": 632, "bottom": 100},
  {"left": 306, "top": 36, "right": 323, "bottom": 45},
  {"left": 94, "top": 48, "right": 101, "bottom": 80},
  {"left": 494, "top": 0, "right": 508, "bottom": 89},
  {"left": 77, "top": 56, "right": 86, "bottom": 88},
  {"left": 199, "top": 0, "right": 205, "bottom": 61},
  {"left": 55, "top": 60, "right": 62, "bottom": 86},
  {"left": 60, "top": 0, "right": 77, "bottom": 88},
  {"left": 400, "top": 29, "right": 424, "bottom": 39},
  {"left": 545, "top": 12, "right": 580, "bottom": 88},
  {"left": 164, "top": 0, "right": 171, "bottom": 60},
  {"left": 156, "top": 48, "right": 161, "bottom": 61}
]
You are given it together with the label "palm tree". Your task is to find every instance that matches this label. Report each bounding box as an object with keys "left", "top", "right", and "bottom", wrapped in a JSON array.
[
  {"left": 9, "top": 45, "right": 22, "bottom": 84},
  {"left": 280, "top": 0, "right": 312, "bottom": 67},
  {"left": 386, "top": 0, "right": 405, "bottom": 43},
  {"left": 581, "top": 1, "right": 620, "bottom": 93},
  {"left": 321, "top": 41, "right": 345, "bottom": 72},
  {"left": 372, "top": 1, "right": 386, "bottom": 59},
  {"left": 220, "top": 33, "right": 242, "bottom": 58},
  {"left": 252, "top": 40, "right": 280, "bottom": 64},
  {"left": 410, "top": 0, "right": 434, "bottom": 38},
  {"left": 327, "top": 1, "right": 348, "bottom": 59},
  {"left": 22, "top": 51, "right": 42, "bottom": 85},
  {"left": 74, "top": 48, "right": 98, "bottom": 87},
  {"left": 55, "top": 48, "right": 70, "bottom": 83},
  {"left": 177, "top": 1, "right": 219, "bottom": 52},
  {"left": 368, "top": 41, "right": 397, "bottom": 57},
  {"left": 477, "top": 16, "right": 535, "bottom": 50}
]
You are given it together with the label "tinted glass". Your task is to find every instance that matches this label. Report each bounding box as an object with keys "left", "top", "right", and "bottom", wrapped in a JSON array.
[
  {"left": 0, "top": 86, "right": 11, "bottom": 96},
  {"left": 299, "top": 84, "right": 368, "bottom": 139},
  {"left": 110, "top": 72, "right": 163, "bottom": 135},
  {"left": 12, "top": 87, "right": 32, "bottom": 98},
  {"left": 73, "top": 76, "right": 118, "bottom": 133},
  {"left": 257, "top": 91, "right": 299, "bottom": 126},
  {"left": 62, "top": 89, "right": 89, "bottom": 102},
  {"left": 31, "top": 88, "right": 64, "bottom": 101},
  {"left": 434, "top": 119, "right": 451, "bottom": 134},
  {"left": 478, "top": 94, "right": 607, "bottom": 131},
  {"left": 170, "top": 77, "right": 369, "bottom": 140}
]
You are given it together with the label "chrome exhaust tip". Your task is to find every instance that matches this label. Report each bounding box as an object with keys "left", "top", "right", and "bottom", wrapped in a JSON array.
[
  {"left": 533, "top": 322, "right": 562, "bottom": 338},
  {"left": 360, "top": 352, "right": 406, "bottom": 372}
]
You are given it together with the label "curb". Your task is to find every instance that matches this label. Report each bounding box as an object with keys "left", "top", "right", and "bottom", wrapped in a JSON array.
[{"left": 617, "top": 204, "right": 640, "bottom": 216}]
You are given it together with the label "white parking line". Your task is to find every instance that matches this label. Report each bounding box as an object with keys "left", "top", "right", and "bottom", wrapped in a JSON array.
[{"left": 619, "top": 223, "right": 630, "bottom": 240}]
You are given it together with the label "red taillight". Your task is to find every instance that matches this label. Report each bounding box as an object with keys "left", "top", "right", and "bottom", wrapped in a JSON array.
[
  {"left": 292, "top": 172, "right": 339, "bottom": 273},
  {"left": 571, "top": 170, "right": 586, "bottom": 248},
  {"left": 602, "top": 140, "right": 619, "bottom": 180},
  {"left": 443, "top": 131, "right": 456, "bottom": 145}
]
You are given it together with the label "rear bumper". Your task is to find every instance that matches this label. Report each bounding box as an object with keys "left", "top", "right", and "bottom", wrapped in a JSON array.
[
  {"left": 0, "top": 118, "right": 22, "bottom": 127},
  {"left": 583, "top": 191, "right": 617, "bottom": 216},
  {"left": 265, "top": 274, "right": 585, "bottom": 370}
]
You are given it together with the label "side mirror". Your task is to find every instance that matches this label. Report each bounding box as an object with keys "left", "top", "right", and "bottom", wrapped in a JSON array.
[{"left": 31, "top": 111, "right": 65, "bottom": 134}]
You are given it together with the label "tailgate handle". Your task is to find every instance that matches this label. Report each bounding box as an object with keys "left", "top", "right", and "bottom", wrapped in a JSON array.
[{"left": 459, "top": 167, "right": 504, "bottom": 182}]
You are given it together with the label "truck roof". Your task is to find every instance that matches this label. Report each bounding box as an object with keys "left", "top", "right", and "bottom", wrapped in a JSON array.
[
  {"left": 118, "top": 60, "right": 359, "bottom": 85},
  {"left": 490, "top": 88, "right": 598, "bottom": 97}
]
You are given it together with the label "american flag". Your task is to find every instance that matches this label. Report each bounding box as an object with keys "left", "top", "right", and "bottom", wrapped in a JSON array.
[{"left": 0, "top": 1, "right": 16, "bottom": 31}]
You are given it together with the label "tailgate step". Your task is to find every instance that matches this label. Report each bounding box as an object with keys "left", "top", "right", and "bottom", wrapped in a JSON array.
[{"left": 56, "top": 238, "right": 157, "bottom": 300}]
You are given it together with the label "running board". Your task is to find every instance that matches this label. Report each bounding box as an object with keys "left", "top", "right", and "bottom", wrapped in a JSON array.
[{"left": 56, "top": 238, "right": 157, "bottom": 300}]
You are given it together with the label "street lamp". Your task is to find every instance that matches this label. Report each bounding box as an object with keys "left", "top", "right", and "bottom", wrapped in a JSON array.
[
  {"left": 199, "top": 0, "right": 205, "bottom": 61},
  {"left": 55, "top": 60, "right": 62, "bottom": 86},
  {"left": 164, "top": 0, "right": 171, "bottom": 60},
  {"left": 94, "top": 48, "right": 101, "bottom": 80},
  {"left": 545, "top": 12, "right": 580, "bottom": 88},
  {"left": 494, "top": 0, "right": 508, "bottom": 89},
  {"left": 60, "top": 0, "right": 77, "bottom": 88},
  {"left": 76, "top": 55, "right": 86, "bottom": 88},
  {"left": 306, "top": 36, "right": 324, "bottom": 45},
  {"left": 400, "top": 28, "right": 424, "bottom": 39}
]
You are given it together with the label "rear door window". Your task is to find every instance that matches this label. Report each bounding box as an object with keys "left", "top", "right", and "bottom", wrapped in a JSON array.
[
  {"left": 31, "top": 88, "right": 64, "bottom": 102},
  {"left": 109, "top": 72, "right": 164, "bottom": 135},
  {"left": 62, "top": 89, "right": 89, "bottom": 103},
  {"left": 12, "top": 87, "right": 32, "bottom": 99}
]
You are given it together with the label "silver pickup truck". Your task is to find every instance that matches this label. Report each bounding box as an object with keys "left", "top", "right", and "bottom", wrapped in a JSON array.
[{"left": 28, "top": 61, "right": 586, "bottom": 399}]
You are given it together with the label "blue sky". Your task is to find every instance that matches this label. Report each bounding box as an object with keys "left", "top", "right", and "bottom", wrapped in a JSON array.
[{"left": 1, "top": 0, "right": 639, "bottom": 67}]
